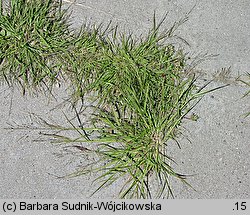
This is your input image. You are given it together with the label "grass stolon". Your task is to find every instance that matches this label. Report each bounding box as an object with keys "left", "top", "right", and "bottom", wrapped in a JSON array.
[{"left": 0, "top": 1, "right": 223, "bottom": 198}]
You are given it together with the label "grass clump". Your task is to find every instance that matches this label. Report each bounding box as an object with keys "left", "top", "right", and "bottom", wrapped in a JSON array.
[
  {"left": 0, "top": 1, "right": 222, "bottom": 198},
  {"left": 0, "top": 0, "right": 71, "bottom": 92},
  {"left": 64, "top": 23, "right": 112, "bottom": 102},
  {"left": 46, "top": 15, "right": 221, "bottom": 198}
]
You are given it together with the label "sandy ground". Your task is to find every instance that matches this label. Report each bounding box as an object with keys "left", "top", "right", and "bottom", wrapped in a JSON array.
[{"left": 0, "top": 0, "right": 249, "bottom": 198}]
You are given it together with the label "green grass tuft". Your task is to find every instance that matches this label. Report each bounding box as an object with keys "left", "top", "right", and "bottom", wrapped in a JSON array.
[
  {"left": 0, "top": 0, "right": 72, "bottom": 93},
  {"left": 44, "top": 14, "right": 223, "bottom": 198},
  {"left": 1, "top": 1, "right": 225, "bottom": 198}
]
